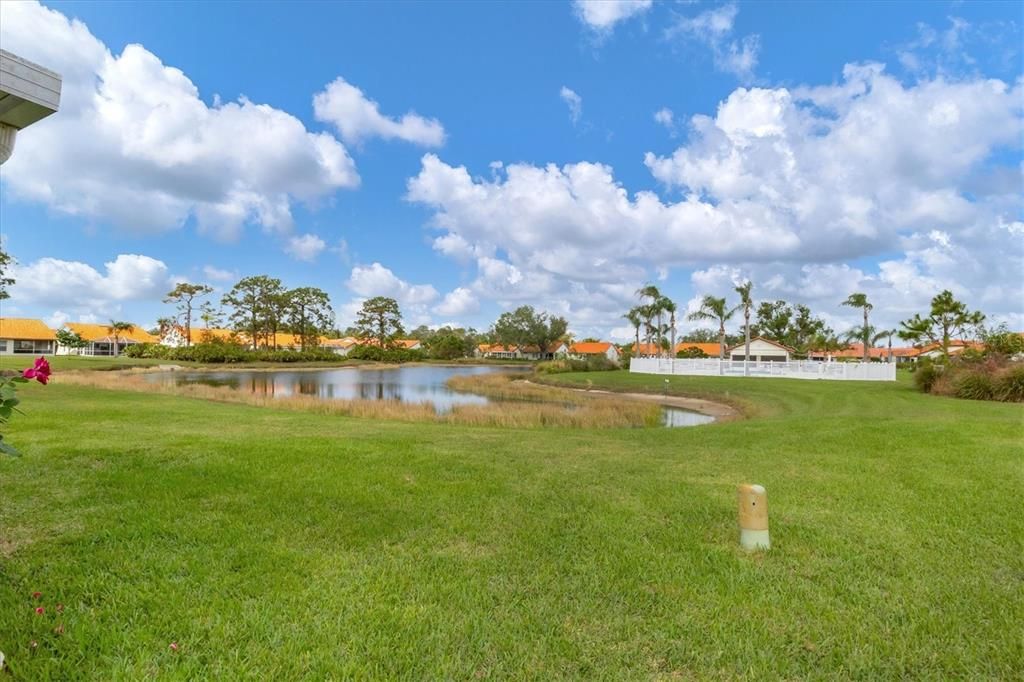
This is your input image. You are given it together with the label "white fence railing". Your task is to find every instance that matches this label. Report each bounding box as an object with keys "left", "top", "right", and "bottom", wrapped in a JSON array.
[{"left": 629, "top": 358, "right": 896, "bottom": 381}]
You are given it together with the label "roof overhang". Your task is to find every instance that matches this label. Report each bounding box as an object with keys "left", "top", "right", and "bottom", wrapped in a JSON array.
[{"left": 0, "top": 50, "right": 61, "bottom": 129}]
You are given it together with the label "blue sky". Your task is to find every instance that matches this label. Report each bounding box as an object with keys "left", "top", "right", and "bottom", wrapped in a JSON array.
[{"left": 1, "top": 0, "right": 1021, "bottom": 338}]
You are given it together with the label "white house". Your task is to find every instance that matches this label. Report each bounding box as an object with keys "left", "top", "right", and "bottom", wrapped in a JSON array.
[
  {"left": 568, "top": 341, "right": 621, "bottom": 364},
  {"left": 476, "top": 343, "right": 521, "bottom": 360},
  {"left": 727, "top": 337, "right": 793, "bottom": 362},
  {"left": 58, "top": 322, "right": 157, "bottom": 356},
  {"left": 320, "top": 337, "right": 359, "bottom": 356},
  {"left": 0, "top": 318, "right": 57, "bottom": 355}
]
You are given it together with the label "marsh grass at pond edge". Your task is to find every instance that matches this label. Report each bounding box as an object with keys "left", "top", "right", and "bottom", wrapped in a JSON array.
[{"left": 56, "top": 370, "right": 665, "bottom": 428}]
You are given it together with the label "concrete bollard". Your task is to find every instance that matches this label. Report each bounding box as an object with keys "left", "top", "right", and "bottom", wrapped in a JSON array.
[{"left": 737, "top": 483, "right": 770, "bottom": 551}]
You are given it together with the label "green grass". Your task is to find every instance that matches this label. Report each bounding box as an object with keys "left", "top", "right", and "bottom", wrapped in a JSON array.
[{"left": 1, "top": 371, "right": 1022, "bottom": 679}]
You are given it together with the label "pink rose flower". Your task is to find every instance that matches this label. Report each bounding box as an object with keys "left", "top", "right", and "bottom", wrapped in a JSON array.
[
  {"left": 34, "top": 606, "right": 44, "bottom": 615},
  {"left": 169, "top": 642, "right": 179, "bottom": 652},
  {"left": 22, "top": 357, "right": 52, "bottom": 385}
]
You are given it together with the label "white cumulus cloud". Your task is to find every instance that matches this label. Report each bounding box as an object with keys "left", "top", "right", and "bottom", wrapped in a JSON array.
[
  {"left": 347, "top": 262, "right": 439, "bottom": 305},
  {"left": 0, "top": 1, "right": 359, "bottom": 240},
  {"left": 313, "top": 77, "right": 445, "bottom": 147},
  {"left": 9, "top": 254, "right": 173, "bottom": 323},
  {"left": 284, "top": 233, "right": 327, "bottom": 262},
  {"left": 573, "top": 0, "right": 652, "bottom": 32},
  {"left": 407, "top": 64, "right": 1023, "bottom": 334},
  {"left": 434, "top": 287, "right": 479, "bottom": 317}
]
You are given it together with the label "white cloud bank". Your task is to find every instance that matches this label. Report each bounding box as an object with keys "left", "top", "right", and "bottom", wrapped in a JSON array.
[
  {"left": 407, "top": 63, "right": 1023, "bottom": 333},
  {"left": 9, "top": 254, "right": 173, "bottom": 321},
  {"left": 0, "top": 1, "right": 359, "bottom": 241}
]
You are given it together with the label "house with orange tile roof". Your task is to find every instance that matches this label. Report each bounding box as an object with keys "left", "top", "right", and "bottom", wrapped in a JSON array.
[
  {"left": 912, "top": 340, "right": 984, "bottom": 360},
  {"left": 674, "top": 342, "right": 722, "bottom": 358},
  {"left": 58, "top": 322, "right": 157, "bottom": 356},
  {"left": 320, "top": 336, "right": 360, "bottom": 355},
  {"left": 0, "top": 318, "right": 57, "bottom": 355},
  {"left": 807, "top": 343, "right": 921, "bottom": 363},
  {"left": 569, "top": 341, "right": 621, "bottom": 364},
  {"left": 630, "top": 342, "right": 662, "bottom": 357},
  {"left": 475, "top": 343, "right": 521, "bottom": 359}
]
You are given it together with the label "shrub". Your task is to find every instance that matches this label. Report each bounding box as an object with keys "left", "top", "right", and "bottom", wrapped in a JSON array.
[
  {"left": 913, "top": 362, "right": 942, "bottom": 393},
  {"left": 951, "top": 371, "right": 995, "bottom": 401},
  {"left": 994, "top": 364, "right": 1024, "bottom": 402},
  {"left": 536, "top": 356, "right": 618, "bottom": 374},
  {"left": 983, "top": 330, "right": 1024, "bottom": 358},
  {"left": 346, "top": 345, "right": 426, "bottom": 363},
  {"left": 122, "top": 343, "right": 171, "bottom": 359},
  {"left": 676, "top": 347, "right": 709, "bottom": 359},
  {"left": 123, "top": 342, "right": 342, "bottom": 364}
]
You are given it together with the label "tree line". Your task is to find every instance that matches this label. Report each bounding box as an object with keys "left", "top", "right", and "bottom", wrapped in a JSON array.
[
  {"left": 157, "top": 278, "right": 334, "bottom": 351},
  {"left": 625, "top": 282, "right": 995, "bottom": 362}
]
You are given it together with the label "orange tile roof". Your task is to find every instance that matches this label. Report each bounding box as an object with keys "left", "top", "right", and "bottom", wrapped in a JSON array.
[
  {"left": 630, "top": 342, "right": 662, "bottom": 355},
  {"left": 356, "top": 337, "right": 421, "bottom": 349},
  {"left": 65, "top": 322, "right": 157, "bottom": 343},
  {"left": 674, "top": 342, "right": 721, "bottom": 356},
  {"left": 0, "top": 318, "right": 56, "bottom": 340},
  {"left": 478, "top": 343, "right": 518, "bottom": 354},
  {"left": 193, "top": 328, "right": 242, "bottom": 342},
  {"left": 570, "top": 341, "right": 617, "bottom": 355},
  {"left": 320, "top": 337, "right": 359, "bottom": 348}
]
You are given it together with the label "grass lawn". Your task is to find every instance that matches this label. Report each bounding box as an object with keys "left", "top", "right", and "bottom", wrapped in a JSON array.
[{"left": 1, "top": 370, "right": 1022, "bottom": 678}]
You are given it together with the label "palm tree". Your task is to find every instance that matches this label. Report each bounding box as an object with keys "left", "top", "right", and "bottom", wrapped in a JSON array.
[
  {"left": 734, "top": 281, "right": 753, "bottom": 374},
  {"left": 660, "top": 296, "right": 678, "bottom": 359},
  {"left": 155, "top": 317, "right": 176, "bottom": 339},
  {"left": 636, "top": 284, "right": 663, "bottom": 356},
  {"left": 811, "top": 330, "right": 843, "bottom": 360},
  {"left": 107, "top": 320, "right": 135, "bottom": 357},
  {"left": 872, "top": 328, "right": 896, "bottom": 363},
  {"left": 687, "top": 295, "right": 737, "bottom": 359},
  {"left": 623, "top": 308, "right": 642, "bottom": 358},
  {"left": 841, "top": 293, "right": 873, "bottom": 362}
]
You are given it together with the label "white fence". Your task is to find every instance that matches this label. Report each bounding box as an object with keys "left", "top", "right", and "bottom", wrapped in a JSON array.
[{"left": 629, "top": 357, "right": 896, "bottom": 381}]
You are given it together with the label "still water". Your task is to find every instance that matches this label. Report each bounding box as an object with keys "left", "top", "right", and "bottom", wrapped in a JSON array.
[
  {"left": 146, "top": 364, "right": 528, "bottom": 412},
  {"left": 147, "top": 365, "right": 712, "bottom": 426}
]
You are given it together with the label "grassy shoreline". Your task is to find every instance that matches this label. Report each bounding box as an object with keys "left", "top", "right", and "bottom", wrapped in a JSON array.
[{"left": 1, "top": 371, "right": 1021, "bottom": 678}]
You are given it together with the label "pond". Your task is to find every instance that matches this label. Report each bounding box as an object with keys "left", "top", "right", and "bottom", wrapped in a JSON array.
[
  {"left": 145, "top": 365, "right": 530, "bottom": 413},
  {"left": 146, "top": 365, "right": 713, "bottom": 427}
]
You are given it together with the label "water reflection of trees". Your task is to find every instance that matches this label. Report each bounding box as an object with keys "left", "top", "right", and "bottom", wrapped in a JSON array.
[
  {"left": 168, "top": 367, "right": 516, "bottom": 410},
  {"left": 358, "top": 382, "right": 401, "bottom": 401}
]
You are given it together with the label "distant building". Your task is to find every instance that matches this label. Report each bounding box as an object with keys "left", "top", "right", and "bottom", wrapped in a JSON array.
[
  {"left": 0, "top": 318, "right": 57, "bottom": 355},
  {"left": 569, "top": 341, "right": 621, "bottom": 364},
  {"left": 674, "top": 342, "right": 721, "bottom": 358},
  {"left": 320, "top": 337, "right": 360, "bottom": 356},
  {"left": 476, "top": 343, "right": 521, "bottom": 360},
  {"left": 726, "top": 337, "right": 793, "bottom": 362},
  {"left": 58, "top": 322, "right": 157, "bottom": 356}
]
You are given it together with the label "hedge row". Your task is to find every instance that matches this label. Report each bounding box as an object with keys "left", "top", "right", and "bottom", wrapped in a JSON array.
[
  {"left": 914, "top": 357, "right": 1024, "bottom": 402},
  {"left": 122, "top": 342, "right": 342, "bottom": 364},
  {"left": 535, "top": 356, "right": 619, "bottom": 374},
  {"left": 344, "top": 345, "right": 427, "bottom": 363}
]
